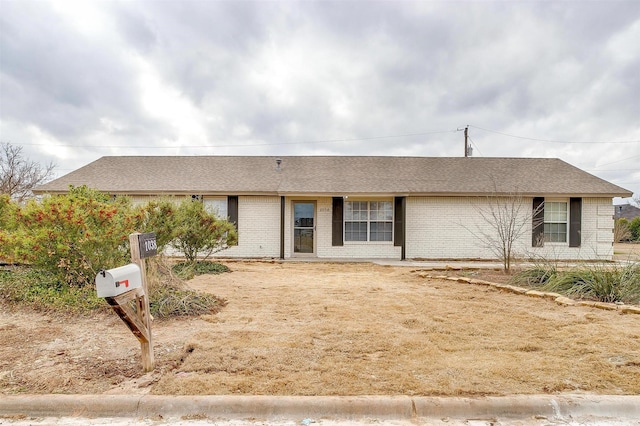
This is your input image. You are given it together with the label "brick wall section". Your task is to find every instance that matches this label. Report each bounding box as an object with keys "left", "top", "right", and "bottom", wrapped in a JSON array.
[
  {"left": 405, "top": 197, "right": 488, "bottom": 259},
  {"left": 126, "top": 194, "right": 615, "bottom": 261},
  {"left": 222, "top": 196, "right": 281, "bottom": 258},
  {"left": 405, "top": 196, "right": 614, "bottom": 261}
]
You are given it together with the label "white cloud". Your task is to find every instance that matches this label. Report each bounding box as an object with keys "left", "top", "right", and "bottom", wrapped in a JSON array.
[{"left": 0, "top": 0, "right": 638, "bottom": 200}]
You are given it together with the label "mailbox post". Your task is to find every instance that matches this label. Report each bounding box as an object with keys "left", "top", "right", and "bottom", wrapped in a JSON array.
[
  {"left": 129, "top": 232, "right": 154, "bottom": 372},
  {"left": 95, "top": 232, "right": 157, "bottom": 372}
]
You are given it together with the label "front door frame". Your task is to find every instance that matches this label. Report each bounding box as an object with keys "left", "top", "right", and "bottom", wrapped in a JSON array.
[{"left": 292, "top": 200, "right": 316, "bottom": 257}]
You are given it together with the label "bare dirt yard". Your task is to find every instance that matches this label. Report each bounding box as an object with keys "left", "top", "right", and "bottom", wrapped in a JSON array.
[
  {"left": 1, "top": 259, "right": 639, "bottom": 397},
  {"left": 614, "top": 242, "right": 640, "bottom": 262}
]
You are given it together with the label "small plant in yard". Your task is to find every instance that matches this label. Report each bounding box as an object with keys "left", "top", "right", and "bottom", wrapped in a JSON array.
[
  {"left": 509, "top": 264, "right": 558, "bottom": 287},
  {"left": 172, "top": 260, "right": 230, "bottom": 280},
  {"left": 465, "top": 189, "right": 543, "bottom": 273}
]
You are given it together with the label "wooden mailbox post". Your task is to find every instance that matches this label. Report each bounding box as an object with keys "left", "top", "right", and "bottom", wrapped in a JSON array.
[{"left": 98, "top": 232, "right": 157, "bottom": 372}]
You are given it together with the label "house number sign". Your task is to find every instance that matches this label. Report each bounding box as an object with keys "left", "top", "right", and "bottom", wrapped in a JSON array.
[{"left": 138, "top": 232, "right": 158, "bottom": 259}]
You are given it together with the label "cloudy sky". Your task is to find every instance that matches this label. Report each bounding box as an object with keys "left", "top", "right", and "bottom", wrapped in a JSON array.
[{"left": 1, "top": 0, "right": 638, "bottom": 202}]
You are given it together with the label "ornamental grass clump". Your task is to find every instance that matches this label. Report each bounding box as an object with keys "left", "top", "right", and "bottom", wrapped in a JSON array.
[
  {"left": 511, "top": 262, "right": 640, "bottom": 305},
  {"left": 509, "top": 264, "right": 558, "bottom": 287},
  {"left": 543, "top": 263, "right": 640, "bottom": 304}
]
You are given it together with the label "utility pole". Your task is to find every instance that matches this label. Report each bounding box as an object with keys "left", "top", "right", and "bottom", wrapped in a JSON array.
[{"left": 464, "top": 126, "right": 469, "bottom": 157}]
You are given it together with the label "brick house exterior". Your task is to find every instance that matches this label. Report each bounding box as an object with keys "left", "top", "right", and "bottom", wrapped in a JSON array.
[{"left": 34, "top": 156, "right": 632, "bottom": 261}]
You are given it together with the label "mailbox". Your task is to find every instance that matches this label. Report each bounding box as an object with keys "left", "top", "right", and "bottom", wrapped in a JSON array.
[{"left": 95, "top": 263, "right": 142, "bottom": 298}]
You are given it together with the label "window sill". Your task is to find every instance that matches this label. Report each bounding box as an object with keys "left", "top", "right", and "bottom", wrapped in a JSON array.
[{"left": 344, "top": 241, "right": 394, "bottom": 245}]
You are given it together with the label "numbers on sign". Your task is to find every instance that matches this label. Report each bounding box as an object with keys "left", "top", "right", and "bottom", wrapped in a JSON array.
[{"left": 144, "top": 240, "right": 157, "bottom": 251}]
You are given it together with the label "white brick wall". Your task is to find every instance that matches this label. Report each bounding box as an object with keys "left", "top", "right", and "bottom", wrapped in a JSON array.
[
  {"left": 220, "top": 196, "right": 281, "bottom": 258},
  {"left": 406, "top": 196, "right": 614, "bottom": 261},
  {"left": 405, "top": 197, "right": 494, "bottom": 259},
  {"left": 152, "top": 194, "right": 614, "bottom": 261}
]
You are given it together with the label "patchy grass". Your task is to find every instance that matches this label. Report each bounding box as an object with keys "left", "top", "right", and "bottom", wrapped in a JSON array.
[
  {"left": 151, "top": 262, "right": 640, "bottom": 396},
  {"left": 2, "top": 262, "right": 640, "bottom": 396}
]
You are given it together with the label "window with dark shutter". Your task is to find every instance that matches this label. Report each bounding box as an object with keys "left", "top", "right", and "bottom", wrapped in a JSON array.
[
  {"left": 394, "top": 197, "right": 405, "bottom": 248},
  {"left": 228, "top": 196, "right": 239, "bottom": 245},
  {"left": 332, "top": 197, "right": 344, "bottom": 246},
  {"left": 569, "top": 198, "right": 582, "bottom": 247},
  {"left": 532, "top": 197, "right": 544, "bottom": 247}
]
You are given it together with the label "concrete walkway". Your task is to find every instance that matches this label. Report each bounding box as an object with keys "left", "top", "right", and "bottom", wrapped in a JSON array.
[{"left": 1, "top": 394, "right": 639, "bottom": 424}]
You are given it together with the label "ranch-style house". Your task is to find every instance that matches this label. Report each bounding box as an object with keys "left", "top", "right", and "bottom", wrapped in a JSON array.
[{"left": 34, "top": 156, "right": 632, "bottom": 261}]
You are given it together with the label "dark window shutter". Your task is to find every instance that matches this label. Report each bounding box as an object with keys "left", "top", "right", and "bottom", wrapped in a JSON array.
[
  {"left": 280, "top": 197, "right": 285, "bottom": 259},
  {"left": 332, "top": 197, "right": 344, "bottom": 246},
  {"left": 569, "top": 197, "right": 582, "bottom": 247},
  {"left": 394, "top": 197, "right": 405, "bottom": 248},
  {"left": 228, "top": 195, "right": 239, "bottom": 231},
  {"left": 532, "top": 197, "right": 544, "bottom": 247}
]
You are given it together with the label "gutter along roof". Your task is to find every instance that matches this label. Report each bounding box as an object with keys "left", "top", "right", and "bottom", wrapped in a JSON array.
[{"left": 34, "top": 156, "right": 633, "bottom": 198}]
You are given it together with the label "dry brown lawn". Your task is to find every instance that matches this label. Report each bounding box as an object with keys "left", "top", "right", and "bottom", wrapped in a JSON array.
[{"left": 1, "top": 260, "right": 639, "bottom": 396}]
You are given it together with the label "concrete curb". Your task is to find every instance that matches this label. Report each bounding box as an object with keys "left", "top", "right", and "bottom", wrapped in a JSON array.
[{"left": 1, "top": 394, "right": 639, "bottom": 421}]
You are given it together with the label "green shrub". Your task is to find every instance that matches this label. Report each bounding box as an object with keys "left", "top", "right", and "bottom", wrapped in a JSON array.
[
  {"left": 3, "top": 186, "right": 141, "bottom": 287},
  {"left": 1, "top": 190, "right": 234, "bottom": 317},
  {"left": 0, "top": 267, "right": 106, "bottom": 313},
  {"left": 139, "top": 197, "right": 179, "bottom": 252},
  {"left": 170, "top": 200, "right": 237, "bottom": 263}
]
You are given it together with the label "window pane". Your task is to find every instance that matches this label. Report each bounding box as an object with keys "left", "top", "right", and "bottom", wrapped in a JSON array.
[
  {"left": 544, "top": 202, "right": 567, "bottom": 222},
  {"left": 345, "top": 202, "right": 354, "bottom": 220},
  {"left": 370, "top": 201, "right": 392, "bottom": 221},
  {"left": 544, "top": 223, "right": 567, "bottom": 243},
  {"left": 346, "top": 201, "right": 368, "bottom": 220},
  {"left": 370, "top": 222, "right": 392, "bottom": 241},
  {"left": 294, "top": 203, "right": 314, "bottom": 227},
  {"left": 204, "top": 197, "right": 228, "bottom": 219},
  {"left": 345, "top": 222, "right": 367, "bottom": 241}
]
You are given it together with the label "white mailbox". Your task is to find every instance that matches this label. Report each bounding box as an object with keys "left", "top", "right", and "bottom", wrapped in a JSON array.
[{"left": 95, "top": 263, "right": 143, "bottom": 298}]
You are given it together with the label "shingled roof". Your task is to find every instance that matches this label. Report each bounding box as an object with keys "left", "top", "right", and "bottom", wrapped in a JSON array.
[{"left": 34, "top": 156, "right": 632, "bottom": 198}]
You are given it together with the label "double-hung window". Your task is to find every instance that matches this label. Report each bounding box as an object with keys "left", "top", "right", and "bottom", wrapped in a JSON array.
[
  {"left": 344, "top": 201, "right": 393, "bottom": 242},
  {"left": 544, "top": 201, "right": 568, "bottom": 243}
]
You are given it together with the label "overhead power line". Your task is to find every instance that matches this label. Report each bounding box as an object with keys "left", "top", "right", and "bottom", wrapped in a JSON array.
[
  {"left": 14, "top": 130, "right": 456, "bottom": 150},
  {"left": 470, "top": 125, "right": 640, "bottom": 144},
  {"left": 592, "top": 155, "right": 640, "bottom": 168}
]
